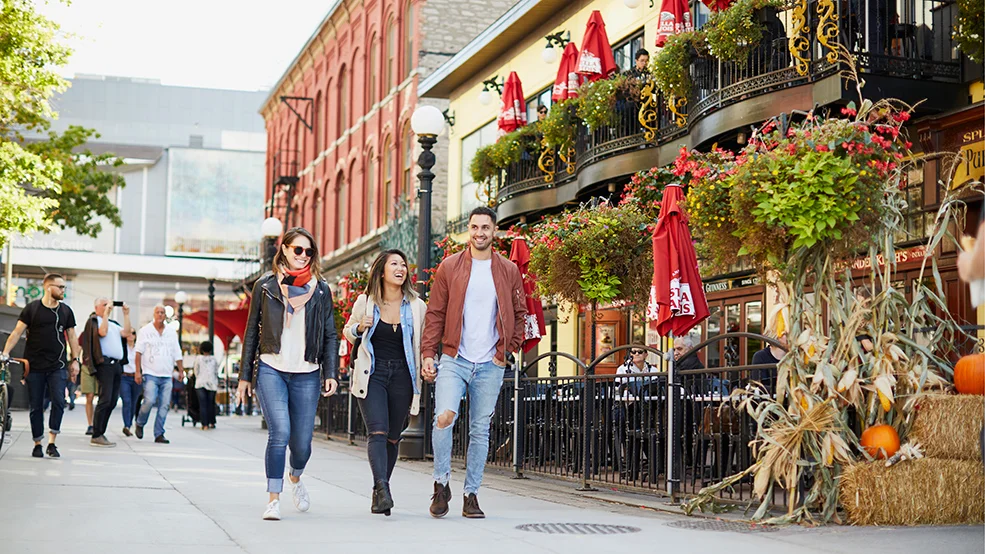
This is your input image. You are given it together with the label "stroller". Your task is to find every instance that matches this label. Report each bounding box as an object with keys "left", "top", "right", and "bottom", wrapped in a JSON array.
[{"left": 180, "top": 373, "right": 201, "bottom": 427}]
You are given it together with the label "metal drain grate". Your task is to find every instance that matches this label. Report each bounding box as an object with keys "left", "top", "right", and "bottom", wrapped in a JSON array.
[
  {"left": 516, "top": 523, "right": 641, "bottom": 535},
  {"left": 666, "top": 520, "right": 778, "bottom": 533}
]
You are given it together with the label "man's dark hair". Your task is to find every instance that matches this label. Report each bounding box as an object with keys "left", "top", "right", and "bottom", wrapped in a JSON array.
[
  {"left": 42, "top": 273, "right": 64, "bottom": 285},
  {"left": 635, "top": 48, "right": 649, "bottom": 60},
  {"left": 200, "top": 341, "right": 213, "bottom": 355},
  {"left": 468, "top": 206, "right": 497, "bottom": 225}
]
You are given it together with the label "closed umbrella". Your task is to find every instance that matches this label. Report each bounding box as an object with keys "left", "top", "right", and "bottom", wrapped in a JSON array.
[
  {"left": 509, "top": 237, "right": 546, "bottom": 353},
  {"left": 552, "top": 42, "right": 583, "bottom": 102},
  {"left": 576, "top": 10, "right": 618, "bottom": 82},
  {"left": 701, "top": 0, "right": 734, "bottom": 11},
  {"left": 655, "top": 0, "right": 694, "bottom": 47},
  {"left": 498, "top": 71, "right": 527, "bottom": 135},
  {"left": 647, "top": 183, "right": 709, "bottom": 336}
]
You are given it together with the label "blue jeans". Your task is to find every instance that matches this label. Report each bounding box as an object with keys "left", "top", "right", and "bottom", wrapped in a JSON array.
[
  {"left": 431, "top": 355, "right": 505, "bottom": 495},
  {"left": 136, "top": 375, "right": 172, "bottom": 438},
  {"left": 26, "top": 368, "right": 67, "bottom": 442},
  {"left": 254, "top": 361, "right": 321, "bottom": 493},
  {"left": 119, "top": 374, "right": 141, "bottom": 428}
]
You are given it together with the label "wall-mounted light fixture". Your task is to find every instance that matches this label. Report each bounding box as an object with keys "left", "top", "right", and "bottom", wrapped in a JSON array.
[
  {"left": 541, "top": 31, "right": 571, "bottom": 64},
  {"left": 442, "top": 109, "right": 456, "bottom": 127},
  {"left": 478, "top": 76, "right": 504, "bottom": 106}
]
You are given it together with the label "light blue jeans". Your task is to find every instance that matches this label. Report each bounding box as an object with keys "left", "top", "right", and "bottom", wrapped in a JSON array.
[
  {"left": 432, "top": 355, "right": 505, "bottom": 495},
  {"left": 254, "top": 361, "right": 321, "bottom": 493},
  {"left": 136, "top": 375, "right": 172, "bottom": 438}
]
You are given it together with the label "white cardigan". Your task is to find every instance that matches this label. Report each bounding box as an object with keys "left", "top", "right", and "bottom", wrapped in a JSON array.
[{"left": 343, "top": 293, "right": 426, "bottom": 415}]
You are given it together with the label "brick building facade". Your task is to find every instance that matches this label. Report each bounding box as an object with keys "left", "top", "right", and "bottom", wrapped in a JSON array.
[{"left": 260, "top": 0, "right": 516, "bottom": 280}]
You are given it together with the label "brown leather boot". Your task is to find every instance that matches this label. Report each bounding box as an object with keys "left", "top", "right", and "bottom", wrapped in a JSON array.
[
  {"left": 462, "top": 493, "right": 485, "bottom": 519},
  {"left": 429, "top": 482, "right": 451, "bottom": 518}
]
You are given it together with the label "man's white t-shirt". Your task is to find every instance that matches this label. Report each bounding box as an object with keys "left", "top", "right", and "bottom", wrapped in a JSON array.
[
  {"left": 458, "top": 258, "right": 499, "bottom": 364},
  {"left": 135, "top": 323, "right": 182, "bottom": 378}
]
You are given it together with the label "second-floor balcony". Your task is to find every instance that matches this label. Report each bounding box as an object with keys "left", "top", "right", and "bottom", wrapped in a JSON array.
[{"left": 493, "top": 0, "right": 973, "bottom": 223}]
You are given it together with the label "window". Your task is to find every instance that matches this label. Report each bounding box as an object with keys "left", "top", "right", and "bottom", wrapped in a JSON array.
[
  {"left": 337, "top": 171, "right": 348, "bottom": 248},
  {"left": 402, "top": 122, "right": 415, "bottom": 199},
  {"left": 458, "top": 120, "right": 498, "bottom": 214},
  {"left": 404, "top": 2, "right": 416, "bottom": 78},
  {"left": 526, "top": 87, "right": 553, "bottom": 125},
  {"left": 314, "top": 92, "right": 323, "bottom": 153},
  {"left": 295, "top": 121, "right": 305, "bottom": 164},
  {"left": 366, "top": 150, "right": 376, "bottom": 232},
  {"left": 896, "top": 165, "right": 931, "bottom": 245},
  {"left": 324, "top": 78, "right": 333, "bottom": 142},
  {"left": 338, "top": 66, "right": 349, "bottom": 135},
  {"left": 383, "top": 137, "right": 393, "bottom": 222},
  {"left": 314, "top": 190, "right": 324, "bottom": 245},
  {"left": 612, "top": 29, "right": 644, "bottom": 73},
  {"left": 386, "top": 20, "right": 396, "bottom": 92},
  {"left": 369, "top": 36, "right": 379, "bottom": 105}
]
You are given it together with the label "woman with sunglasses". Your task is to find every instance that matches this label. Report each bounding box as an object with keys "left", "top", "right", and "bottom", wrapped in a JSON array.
[
  {"left": 612, "top": 347, "right": 656, "bottom": 479},
  {"left": 343, "top": 249, "right": 425, "bottom": 516},
  {"left": 238, "top": 227, "right": 340, "bottom": 521}
]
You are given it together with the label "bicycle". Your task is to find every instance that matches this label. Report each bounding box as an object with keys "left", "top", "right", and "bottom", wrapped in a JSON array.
[{"left": 0, "top": 356, "right": 27, "bottom": 455}]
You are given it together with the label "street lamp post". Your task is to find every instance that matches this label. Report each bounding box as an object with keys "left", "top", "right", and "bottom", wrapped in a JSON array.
[
  {"left": 175, "top": 290, "right": 188, "bottom": 352},
  {"left": 400, "top": 105, "right": 446, "bottom": 460}
]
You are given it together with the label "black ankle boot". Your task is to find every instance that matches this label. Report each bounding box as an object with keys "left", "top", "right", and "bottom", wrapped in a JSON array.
[{"left": 371, "top": 479, "right": 394, "bottom": 516}]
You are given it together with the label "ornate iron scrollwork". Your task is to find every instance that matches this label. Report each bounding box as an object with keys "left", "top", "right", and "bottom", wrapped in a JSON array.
[
  {"left": 475, "top": 176, "right": 499, "bottom": 207},
  {"left": 817, "top": 0, "right": 839, "bottom": 64},
  {"left": 667, "top": 95, "right": 687, "bottom": 128},
  {"left": 537, "top": 138, "right": 556, "bottom": 183},
  {"left": 638, "top": 80, "right": 660, "bottom": 142},
  {"left": 788, "top": 0, "right": 810, "bottom": 76},
  {"left": 562, "top": 146, "right": 576, "bottom": 174}
]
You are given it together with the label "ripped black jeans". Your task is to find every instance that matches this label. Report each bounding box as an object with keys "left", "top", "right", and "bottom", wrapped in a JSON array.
[{"left": 356, "top": 358, "right": 414, "bottom": 484}]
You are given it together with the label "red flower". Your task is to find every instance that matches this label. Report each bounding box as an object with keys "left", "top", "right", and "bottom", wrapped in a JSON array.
[
  {"left": 816, "top": 144, "right": 830, "bottom": 152},
  {"left": 841, "top": 107, "right": 857, "bottom": 117}
]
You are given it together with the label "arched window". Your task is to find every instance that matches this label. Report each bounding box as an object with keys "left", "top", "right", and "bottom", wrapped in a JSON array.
[
  {"left": 338, "top": 66, "right": 349, "bottom": 136},
  {"left": 404, "top": 2, "right": 416, "bottom": 78},
  {"left": 385, "top": 19, "right": 396, "bottom": 92},
  {"left": 368, "top": 35, "right": 379, "bottom": 106},
  {"left": 382, "top": 137, "right": 393, "bottom": 222},
  {"left": 337, "top": 171, "right": 348, "bottom": 249},
  {"left": 314, "top": 190, "right": 324, "bottom": 247},
  {"left": 402, "top": 122, "right": 415, "bottom": 199},
  {"left": 314, "top": 92, "right": 323, "bottom": 153},
  {"left": 365, "top": 149, "right": 376, "bottom": 233},
  {"left": 323, "top": 78, "right": 333, "bottom": 143}
]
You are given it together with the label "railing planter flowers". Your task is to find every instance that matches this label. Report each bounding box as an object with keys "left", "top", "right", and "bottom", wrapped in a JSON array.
[{"left": 469, "top": 124, "right": 543, "bottom": 185}]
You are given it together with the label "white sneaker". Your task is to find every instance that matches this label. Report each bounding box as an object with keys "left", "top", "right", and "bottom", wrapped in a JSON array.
[
  {"left": 262, "top": 500, "right": 281, "bottom": 521},
  {"left": 289, "top": 477, "right": 310, "bottom": 512}
]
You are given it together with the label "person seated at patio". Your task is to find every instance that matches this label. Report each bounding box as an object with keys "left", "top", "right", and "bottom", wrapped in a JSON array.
[
  {"left": 612, "top": 347, "right": 655, "bottom": 479},
  {"left": 674, "top": 336, "right": 720, "bottom": 395},
  {"left": 750, "top": 333, "right": 787, "bottom": 394},
  {"left": 536, "top": 105, "right": 548, "bottom": 122}
]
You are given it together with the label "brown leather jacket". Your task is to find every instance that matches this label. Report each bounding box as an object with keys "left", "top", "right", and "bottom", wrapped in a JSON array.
[{"left": 422, "top": 248, "right": 527, "bottom": 363}]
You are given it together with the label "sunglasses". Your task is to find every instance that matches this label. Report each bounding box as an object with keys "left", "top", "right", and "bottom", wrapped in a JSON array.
[
  {"left": 630, "top": 349, "right": 645, "bottom": 355},
  {"left": 290, "top": 245, "right": 315, "bottom": 257}
]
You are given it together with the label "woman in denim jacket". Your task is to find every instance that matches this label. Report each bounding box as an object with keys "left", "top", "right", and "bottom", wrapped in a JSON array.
[{"left": 344, "top": 249, "right": 425, "bottom": 516}]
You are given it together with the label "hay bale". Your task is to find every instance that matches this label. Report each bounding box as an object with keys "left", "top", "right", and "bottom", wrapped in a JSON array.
[
  {"left": 909, "top": 394, "right": 984, "bottom": 461},
  {"left": 839, "top": 458, "right": 985, "bottom": 526}
]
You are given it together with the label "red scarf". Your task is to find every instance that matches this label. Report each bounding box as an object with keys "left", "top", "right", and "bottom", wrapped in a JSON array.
[{"left": 281, "top": 265, "right": 312, "bottom": 287}]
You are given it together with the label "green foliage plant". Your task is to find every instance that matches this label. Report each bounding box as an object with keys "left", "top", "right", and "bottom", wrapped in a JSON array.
[
  {"left": 650, "top": 30, "right": 707, "bottom": 104},
  {"left": 705, "top": 0, "right": 783, "bottom": 63},
  {"left": 953, "top": 0, "right": 984, "bottom": 63}
]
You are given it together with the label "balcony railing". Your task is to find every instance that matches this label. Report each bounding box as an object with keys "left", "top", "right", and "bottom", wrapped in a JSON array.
[{"left": 497, "top": 0, "right": 963, "bottom": 205}]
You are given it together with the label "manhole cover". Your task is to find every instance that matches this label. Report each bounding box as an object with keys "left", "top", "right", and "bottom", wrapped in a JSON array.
[
  {"left": 516, "top": 523, "right": 641, "bottom": 535},
  {"left": 666, "top": 520, "right": 778, "bottom": 533}
]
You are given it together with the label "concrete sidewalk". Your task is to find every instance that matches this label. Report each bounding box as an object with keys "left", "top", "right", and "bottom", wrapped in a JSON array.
[{"left": 0, "top": 405, "right": 981, "bottom": 554}]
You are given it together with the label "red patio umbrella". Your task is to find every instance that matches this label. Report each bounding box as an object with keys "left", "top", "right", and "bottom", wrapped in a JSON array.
[
  {"left": 655, "top": 0, "right": 694, "bottom": 48},
  {"left": 509, "top": 237, "right": 546, "bottom": 353},
  {"left": 498, "top": 71, "right": 527, "bottom": 135},
  {"left": 552, "top": 42, "right": 583, "bottom": 102},
  {"left": 701, "top": 0, "right": 734, "bottom": 11},
  {"left": 647, "top": 184, "right": 710, "bottom": 337},
  {"left": 185, "top": 310, "right": 238, "bottom": 348},
  {"left": 577, "top": 10, "right": 618, "bottom": 82}
]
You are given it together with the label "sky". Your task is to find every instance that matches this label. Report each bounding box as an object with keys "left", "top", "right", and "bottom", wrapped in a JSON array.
[{"left": 38, "top": 0, "right": 334, "bottom": 91}]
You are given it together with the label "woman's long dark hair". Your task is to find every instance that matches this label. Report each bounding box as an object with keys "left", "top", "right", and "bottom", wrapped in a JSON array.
[
  {"left": 272, "top": 227, "right": 322, "bottom": 281},
  {"left": 365, "top": 249, "right": 416, "bottom": 304}
]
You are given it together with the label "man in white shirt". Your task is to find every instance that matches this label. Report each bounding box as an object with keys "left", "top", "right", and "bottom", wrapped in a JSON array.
[{"left": 134, "top": 305, "right": 183, "bottom": 444}]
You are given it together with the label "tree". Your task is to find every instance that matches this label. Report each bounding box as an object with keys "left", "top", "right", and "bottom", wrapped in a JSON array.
[{"left": 0, "top": 0, "right": 125, "bottom": 244}]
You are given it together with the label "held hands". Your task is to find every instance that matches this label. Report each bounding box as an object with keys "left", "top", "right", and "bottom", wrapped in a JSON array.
[
  {"left": 236, "top": 380, "right": 252, "bottom": 406},
  {"left": 322, "top": 378, "right": 339, "bottom": 397},
  {"left": 422, "top": 357, "right": 437, "bottom": 383}
]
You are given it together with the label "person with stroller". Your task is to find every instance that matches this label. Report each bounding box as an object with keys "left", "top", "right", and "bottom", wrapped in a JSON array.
[
  {"left": 237, "top": 227, "right": 340, "bottom": 521},
  {"left": 194, "top": 341, "right": 219, "bottom": 430},
  {"left": 343, "top": 249, "right": 426, "bottom": 516}
]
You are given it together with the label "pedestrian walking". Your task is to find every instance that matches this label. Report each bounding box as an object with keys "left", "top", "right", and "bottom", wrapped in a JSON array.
[
  {"left": 119, "top": 330, "right": 140, "bottom": 435},
  {"left": 79, "top": 298, "right": 132, "bottom": 447},
  {"left": 421, "top": 206, "right": 527, "bottom": 519},
  {"left": 80, "top": 356, "right": 98, "bottom": 436},
  {"left": 343, "top": 249, "right": 426, "bottom": 516},
  {"left": 237, "top": 227, "right": 340, "bottom": 521},
  {"left": 134, "top": 305, "right": 184, "bottom": 444},
  {"left": 0, "top": 274, "right": 81, "bottom": 458},
  {"left": 194, "top": 341, "right": 219, "bottom": 430}
]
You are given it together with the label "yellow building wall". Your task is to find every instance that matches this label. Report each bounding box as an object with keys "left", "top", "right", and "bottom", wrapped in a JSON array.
[{"left": 446, "top": 0, "right": 669, "bottom": 219}]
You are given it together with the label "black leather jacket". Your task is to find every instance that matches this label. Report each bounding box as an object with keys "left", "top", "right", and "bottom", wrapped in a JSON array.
[{"left": 240, "top": 272, "right": 339, "bottom": 387}]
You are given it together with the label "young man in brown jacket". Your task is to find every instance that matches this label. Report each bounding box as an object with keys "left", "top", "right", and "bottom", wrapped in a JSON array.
[{"left": 422, "top": 206, "right": 527, "bottom": 519}]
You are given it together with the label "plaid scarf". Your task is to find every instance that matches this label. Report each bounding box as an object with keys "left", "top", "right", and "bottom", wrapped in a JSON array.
[{"left": 278, "top": 267, "right": 315, "bottom": 328}]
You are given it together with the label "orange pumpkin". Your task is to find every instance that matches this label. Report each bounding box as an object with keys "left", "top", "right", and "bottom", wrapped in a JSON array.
[
  {"left": 954, "top": 354, "right": 985, "bottom": 395},
  {"left": 860, "top": 424, "right": 900, "bottom": 459}
]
